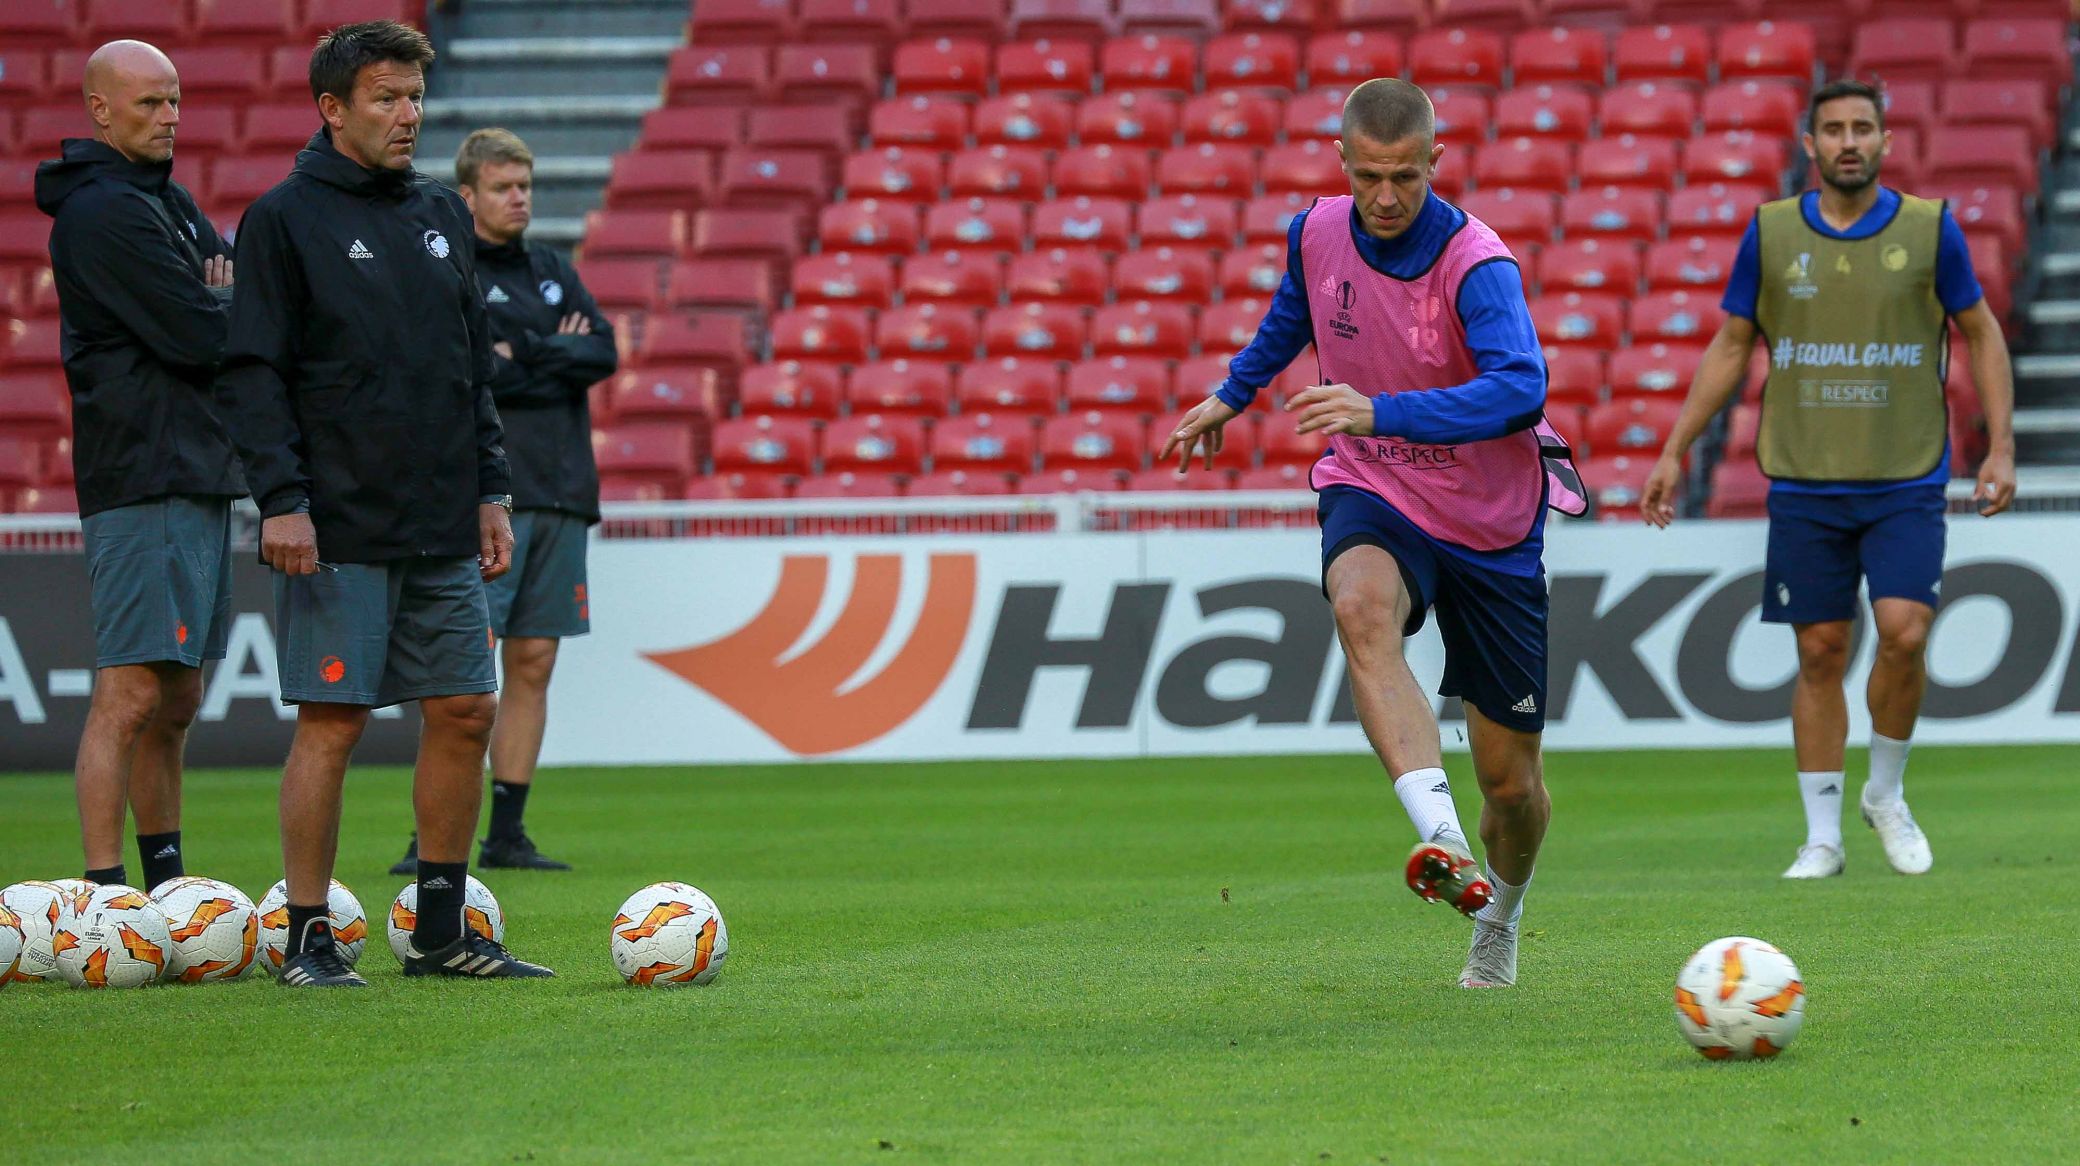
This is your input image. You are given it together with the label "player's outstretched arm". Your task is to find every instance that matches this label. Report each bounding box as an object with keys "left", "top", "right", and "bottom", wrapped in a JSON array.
[
  {"left": 1643, "top": 315, "right": 1758, "bottom": 528},
  {"left": 1160, "top": 395, "right": 1240, "bottom": 476},
  {"left": 1953, "top": 299, "right": 2017, "bottom": 517}
]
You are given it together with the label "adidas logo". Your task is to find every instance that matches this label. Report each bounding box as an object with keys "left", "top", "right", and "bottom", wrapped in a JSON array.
[
  {"left": 1512, "top": 695, "right": 1539, "bottom": 715},
  {"left": 486, "top": 285, "right": 510, "bottom": 303},
  {"left": 348, "top": 239, "right": 374, "bottom": 260},
  {"left": 1429, "top": 781, "right": 1451, "bottom": 794},
  {"left": 421, "top": 876, "right": 454, "bottom": 890},
  {"left": 151, "top": 845, "right": 178, "bottom": 859},
  {"left": 1818, "top": 784, "right": 1840, "bottom": 796}
]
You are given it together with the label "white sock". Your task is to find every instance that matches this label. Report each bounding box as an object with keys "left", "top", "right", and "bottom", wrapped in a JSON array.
[
  {"left": 1866, "top": 732, "right": 1911, "bottom": 805},
  {"left": 1476, "top": 865, "right": 1529, "bottom": 928},
  {"left": 1393, "top": 767, "right": 1467, "bottom": 849},
  {"left": 1798, "top": 770, "right": 1845, "bottom": 850}
]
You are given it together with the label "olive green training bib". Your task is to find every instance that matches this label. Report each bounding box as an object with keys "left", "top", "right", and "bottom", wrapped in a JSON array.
[{"left": 1753, "top": 192, "right": 1949, "bottom": 481}]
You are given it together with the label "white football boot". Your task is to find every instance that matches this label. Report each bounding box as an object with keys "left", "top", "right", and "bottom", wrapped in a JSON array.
[
  {"left": 1781, "top": 843, "right": 1845, "bottom": 879},
  {"left": 1458, "top": 919, "right": 1518, "bottom": 988},
  {"left": 1861, "top": 791, "right": 1933, "bottom": 874}
]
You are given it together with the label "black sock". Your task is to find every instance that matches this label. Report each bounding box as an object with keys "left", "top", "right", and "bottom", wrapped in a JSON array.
[
  {"left": 85, "top": 864, "right": 127, "bottom": 886},
  {"left": 137, "top": 831, "right": 183, "bottom": 891},
  {"left": 488, "top": 780, "right": 530, "bottom": 840},
  {"left": 412, "top": 861, "right": 468, "bottom": 952},
  {"left": 286, "top": 904, "right": 332, "bottom": 959}
]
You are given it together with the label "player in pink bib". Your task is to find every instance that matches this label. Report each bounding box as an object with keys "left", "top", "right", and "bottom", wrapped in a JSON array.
[{"left": 1162, "top": 80, "right": 1583, "bottom": 989}]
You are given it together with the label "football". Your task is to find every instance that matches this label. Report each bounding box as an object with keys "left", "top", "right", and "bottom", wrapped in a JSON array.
[
  {"left": 386, "top": 875, "right": 505, "bottom": 962},
  {"left": 1674, "top": 936, "right": 1807, "bottom": 1060},
  {"left": 256, "top": 878, "right": 369, "bottom": 972},
  {"left": 0, "top": 881, "right": 67, "bottom": 981},
  {"left": 152, "top": 877, "right": 260, "bottom": 983},
  {"left": 610, "top": 881, "right": 727, "bottom": 987},
  {"left": 50, "top": 877, "right": 97, "bottom": 920},
  {"left": 0, "top": 901, "right": 23, "bottom": 984},
  {"left": 53, "top": 885, "right": 173, "bottom": 989}
]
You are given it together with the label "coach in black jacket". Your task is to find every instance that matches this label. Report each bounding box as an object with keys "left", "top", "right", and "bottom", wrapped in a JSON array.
[
  {"left": 36, "top": 39, "right": 240, "bottom": 896},
  {"left": 217, "top": 20, "right": 551, "bottom": 987},
  {"left": 387, "top": 128, "right": 616, "bottom": 877}
]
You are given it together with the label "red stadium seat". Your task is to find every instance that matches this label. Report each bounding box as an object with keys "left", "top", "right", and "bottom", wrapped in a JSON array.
[
  {"left": 1259, "top": 409, "right": 1331, "bottom": 467},
  {"left": 1100, "top": 36, "right": 1201, "bottom": 96},
  {"left": 739, "top": 361, "right": 845, "bottom": 419},
  {"left": 665, "top": 48, "right": 772, "bottom": 107},
  {"left": 841, "top": 148, "right": 946, "bottom": 204},
  {"left": 1577, "top": 136, "right": 1680, "bottom": 192},
  {"left": 1559, "top": 186, "right": 1663, "bottom": 244},
  {"left": 869, "top": 96, "right": 969, "bottom": 150},
  {"left": 689, "top": 0, "right": 797, "bottom": 46},
  {"left": 0, "top": 436, "right": 43, "bottom": 490},
  {"left": 996, "top": 39, "right": 1096, "bottom": 95},
  {"left": 1220, "top": 242, "right": 1288, "bottom": 298},
  {"left": 583, "top": 210, "right": 688, "bottom": 259},
  {"left": 1182, "top": 90, "right": 1282, "bottom": 146},
  {"left": 1611, "top": 24, "right": 1710, "bottom": 85},
  {"left": 973, "top": 93, "right": 1075, "bottom": 148},
  {"left": 85, "top": 0, "right": 189, "bottom": 44},
  {"left": 173, "top": 47, "right": 270, "bottom": 101},
  {"left": 769, "top": 305, "right": 872, "bottom": 364},
  {"left": 1428, "top": 87, "right": 1495, "bottom": 148},
  {"left": 1139, "top": 194, "right": 1243, "bottom": 253},
  {"left": 691, "top": 208, "right": 807, "bottom": 264},
  {"left": 1532, "top": 291, "right": 1625, "bottom": 349},
  {"left": 799, "top": 0, "right": 901, "bottom": 47},
  {"left": 677, "top": 472, "right": 787, "bottom": 501},
  {"left": 639, "top": 107, "right": 744, "bottom": 153},
  {"left": 1605, "top": 340, "right": 1705, "bottom": 399},
  {"left": 1930, "top": 183, "right": 2026, "bottom": 257},
  {"left": 1587, "top": 397, "right": 1682, "bottom": 455},
  {"left": 1683, "top": 132, "right": 1783, "bottom": 189},
  {"left": 1963, "top": 18, "right": 2073, "bottom": 91},
  {"left": 1091, "top": 301, "right": 1194, "bottom": 359},
  {"left": 1510, "top": 27, "right": 1609, "bottom": 88},
  {"left": 1156, "top": 143, "right": 1255, "bottom": 196},
  {"left": 1942, "top": 80, "right": 2057, "bottom": 154},
  {"left": 1667, "top": 183, "right": 1771, "bottom": 240},
  {"left": 931, "top": 413, "right": 1040, "bottom": 474},
  {"left": 0, "top": 216, "right": 49, "bottom": 268},
  {"left": 875, "top": 304, "right": 983, "bottom": 361},
  {"left": 1536, "top": 239, "right": 1642, "bottom": 296},
  {"left": 1074, "top": 92, "right": 1178, "bottom": 148},
  {"left": 983, "top": 302, "right": 1089, "bottom": 359},
  {"left": 892, "top": 38, "right": 992, "bottom": 98},
  {"left": 1543, "top": 403, "right": 1588, "bottom": 459},
  {"left": 291, "top": 0, "right": 410, "bottom": 38},
  {"left": 1175, "top": 354, "right": 1238, "bottom": 404},
  {"left": 1459, "top": 189, "right": 1559, "bottom": 253},
  {"left": 1054, "top": 144, "right": 1156, "bottom": 200},
  {"left": 845, "top": 362, "right": 954, "bottom": 419},
  {"left": 640, "top": 313, "right": 754, "bottom": 376},
  {"left": 1234, "top": 464, "right": 1311, "bottom": 493},
  {"left": 708, "top": 415, "right": 813, "bottom": 479},
  {"left": 1114, "top": 247, "right": 1215, "bottom": 302},
  {"left": 21, "top": 267, "right": 58, "bottom": 316},
  {"left": 1716, "top": 22, "right": 1816, "bottom": 85},
  {"left": 1117, "top": 0, "right": 1221, "bottom": 36},
  {"left": 1306, "top": 31, "right": 1404, "bottom": 88},
  {"left": 207, "top": 156, "right": 290, "bottom": 208},
  {"left": 1066, "top": 356, "right": 1173, "bottom": 414},
  {"left": 1493, "top": 85, "right": 1596, "bottom": 144},
  {"left": 1723, "top": 400, "right": 1761, "bottom": 460},
  {"left": 0, "top": 51, "right": 45, "bottom": 110},
  {"left": 1040, "top": 411, "right": 1148, "bottom": 471},
  {"left": 746, "top": 104, "right": 855, "bottom": 156},
  {"left": 192, "top": 0, "right": 299, "bottom": 45},
  {"left": 772, "top": 44, "right": 880, "bottom": 105},
  {"left": 1334, "top": 0, "right": 1426, "bottom": 35},
  {"left": 955, "top": 358, "right": 1063, "bottom": 417},
  {"left": 900, "top": 249, "right": 1005, "bottom": 307},
  {"left": 666, "top": 259, "right": 778, "bottom": 312},
  {"left": 1700, "top": 81, "right": 1801, "bottom": 135},
  {"left": 1543, "top": 347, "right": 1606, "bottom": 409},
  {"left": 592, "top": 422, "right": 700, "bottom": 490},
  {"left": 1243, "top": 193, "right": 1313, "bottom": 244},
  {"left": 1924, "top": 126, "right": 2036, "bottom": 192},
  {"left": 1644, "top": 236, "right": 1739, "bottom": 292},
  {"left": 0, "top": 371, "right": 68, "bottom": 435},
  {"left": 1597, "top": 81, "right": 1698, "bottom": 142},
  {"left": 1009, "top": 0, "right": 1118, "bottom": 42},
  {"left": 1225, "top": 0, "right": 1318, "bottom": 32},
  {"left": 1705, "top": 456, "right": 1769, "bottom": 519},
  {"left": 606, "top": 152, "right": 715, "bottom": 211},
  {"left": 1850, "top": 19, "right": 1957, "bottom": 84},
  {"left": 1628, "top": 290, "right": 1721, "bottom": 345},
  {"left": 1006, "top": 247, "right": 1110, "bottom": 305},
  {"left": 1878, "top": 80, "right": 1939, "bottom": 139},
  {"left": 1124, "top": 467, "right": 1233, "bottom": 494},
  {"left": 906, "top": 468, "right": 1019, "bottom": 496},
  {"left": 818, "top": 200, "right": 922, "bottom": 257},
  {"left": 607, "top": 367, "right": 724, "bottom": 424},
  {"left": 1203, "top": 32, "right": 1302, "bottom": 93},
  {"left": 1199, "top": 297, "right": 1272, "bottom": 353},
  {"left": 791, "top": 471, "right": 907, "bottom": 502},
  {"left": 1473, "top": 137, "right": 1574, "bottom": 195},
  {"left": 238, "top": 104, "right": 317, "bottom": 154},
  {"left": 262, "top": 46, "right": 309, "bottom": 98},
  {"left": 1409, "top": 28, "right": 1506, "bottom": 89},
  {"left": 1260, "top": 140, "right": 1345, "bottom": 198},
  {"left": 172, "top": 107, "right": 239, "bottom": 160},
  {"left": 1032, "top": 197, "right": 1134, "bottom": 251},
  {"left": 717, "top": 148, "right": 829, "bottom": 211},
  {"left": 948, "top": 145, "right": 1050, "bottom": 199},
  {"left": 17, "top": 107, "right": 79, "bottom": 157},
  {"left": 1281, "top": 89, "right": 1349, "bottom": 143},
  {"left": 924, "top": 197, "right": 1030, "bottom": 253},
  {"left": 1431, "top": 0, "right": 1539, "bottom": 29},
  {"left": 1581, "top": 453, "right": 1654, "bottom": 521}
]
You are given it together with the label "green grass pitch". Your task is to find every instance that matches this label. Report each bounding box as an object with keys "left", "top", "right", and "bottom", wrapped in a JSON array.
[{"left": 2, "top": 746, "right": 2076, "bottom": 1164}]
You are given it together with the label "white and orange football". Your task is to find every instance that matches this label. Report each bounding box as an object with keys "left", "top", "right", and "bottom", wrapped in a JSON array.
[{"left": 1675, "top": 935, "right": 1806, "bottom": 1061}]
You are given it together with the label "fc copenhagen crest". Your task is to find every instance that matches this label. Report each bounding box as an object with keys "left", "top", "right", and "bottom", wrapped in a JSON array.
[
  {"left": 1882, "top": 244, "right": 1909, "bottom": 272},
  {"left": 540, "top": 280, "right": 565, "bottom": 306},
  {"left": 423, "top": 230, "right": 450, "bottom": 259}
]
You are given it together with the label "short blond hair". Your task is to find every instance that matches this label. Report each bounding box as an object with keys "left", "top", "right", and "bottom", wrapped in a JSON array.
[{"left": 455, "top": 128, "right": 533, "bottom": 188}]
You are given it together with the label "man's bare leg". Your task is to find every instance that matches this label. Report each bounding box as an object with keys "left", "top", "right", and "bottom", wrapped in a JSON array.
[
  {"left": 74, "top": 663, "right": 181, "bottom": 880},
  {"left": 125, "top": 666, "right": 202, "bottom": 889},
  {"left": 1784, "top": 620, "right": 1852, "bottom": 878}
]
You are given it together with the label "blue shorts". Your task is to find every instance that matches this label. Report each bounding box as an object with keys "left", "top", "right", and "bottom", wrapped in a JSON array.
[
  {"left": 1318, "top": 486, "right": 1549, "bottom": 733},
  {"left": 483, "top": 509, "right": 591, "bottom": 639},
  {"left": 80, "top": 496, "right": 234, "bottom": 669},
  {"left": 1763, "top": 484, "right": 1946, "bottom": 624},
  {"left": 274, "top": 557, "right": 497, "bottom": 707}
]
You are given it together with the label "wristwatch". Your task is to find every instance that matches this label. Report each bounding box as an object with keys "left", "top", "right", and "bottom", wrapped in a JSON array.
[{"left": 484, "top": 494, "right": 514, "bottom": 514}]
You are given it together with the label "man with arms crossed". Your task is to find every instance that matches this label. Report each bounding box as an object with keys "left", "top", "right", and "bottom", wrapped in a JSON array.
[
  {"left": 220, "top": 21, "right": 552, "bottom": 986},
  {"left": 37, "top": 40, "right": 239, "bottom": 892},
  {"left": 390, "top": 128, "right": 617, "bottom": 875},
  {"left": 1642, "top": 79, "right": 2017, "bottom": 879},
  {"left": 1165, "top": 79, "right": 1583, "bottom": 988}
]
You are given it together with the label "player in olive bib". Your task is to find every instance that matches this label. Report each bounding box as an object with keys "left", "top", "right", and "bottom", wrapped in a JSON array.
[{"left": 1643, "top": 79, "right": 2017, "bottom": 881}]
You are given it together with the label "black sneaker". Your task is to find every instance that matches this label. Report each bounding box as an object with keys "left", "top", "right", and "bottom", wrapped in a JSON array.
[
  {"left": 400, "top": 931, "right": 556, "bottom": 979},
  {"left": 478, "top": 833, "right": 571, "bottom": 871},
  {"left": 277, "top": 945, "right": 370, "bottom": 988},
  {"left": 388, "top": 834, "right": 419, "bottom": 876}
]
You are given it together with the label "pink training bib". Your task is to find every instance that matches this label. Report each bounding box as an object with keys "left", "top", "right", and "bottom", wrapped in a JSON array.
[{"left": 1301, "top": 195, "right": 1586, "bottom": 551}]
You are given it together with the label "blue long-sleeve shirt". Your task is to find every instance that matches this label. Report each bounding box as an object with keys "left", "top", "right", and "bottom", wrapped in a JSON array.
[{"left": 1215, "top": 191, "right": 1550, "bottom": 572}]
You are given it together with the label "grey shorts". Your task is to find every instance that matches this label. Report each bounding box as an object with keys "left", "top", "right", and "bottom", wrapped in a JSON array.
[
  {"left": 274, "top": 557, "right": 497, "bottom": 707},
  {"left": 483, "top": 509, "right": 591, "bottom": 639},
  {"left": 80, "top": 496, "right": 234, "bottom": 669}
]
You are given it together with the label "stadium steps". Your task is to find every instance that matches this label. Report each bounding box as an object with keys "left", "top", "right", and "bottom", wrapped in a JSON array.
[{"left": 419, "top": 0, "right": 685, "bottom": 244}]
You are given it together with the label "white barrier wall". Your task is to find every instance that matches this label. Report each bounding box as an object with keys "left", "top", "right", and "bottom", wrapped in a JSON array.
[{"left": 542, "top": 514, "right": 2080, "bottom": 765}]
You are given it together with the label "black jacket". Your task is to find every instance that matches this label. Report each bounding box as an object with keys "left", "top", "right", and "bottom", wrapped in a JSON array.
[
  {"left": 475, "top": 235, "right": 615, "bottom": 522},
  {"left": 35, "top": 139, "right": 245, "bottom": 517},
  {"left": 218, "top": 131, "right": 509, "bottom": 563}
]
